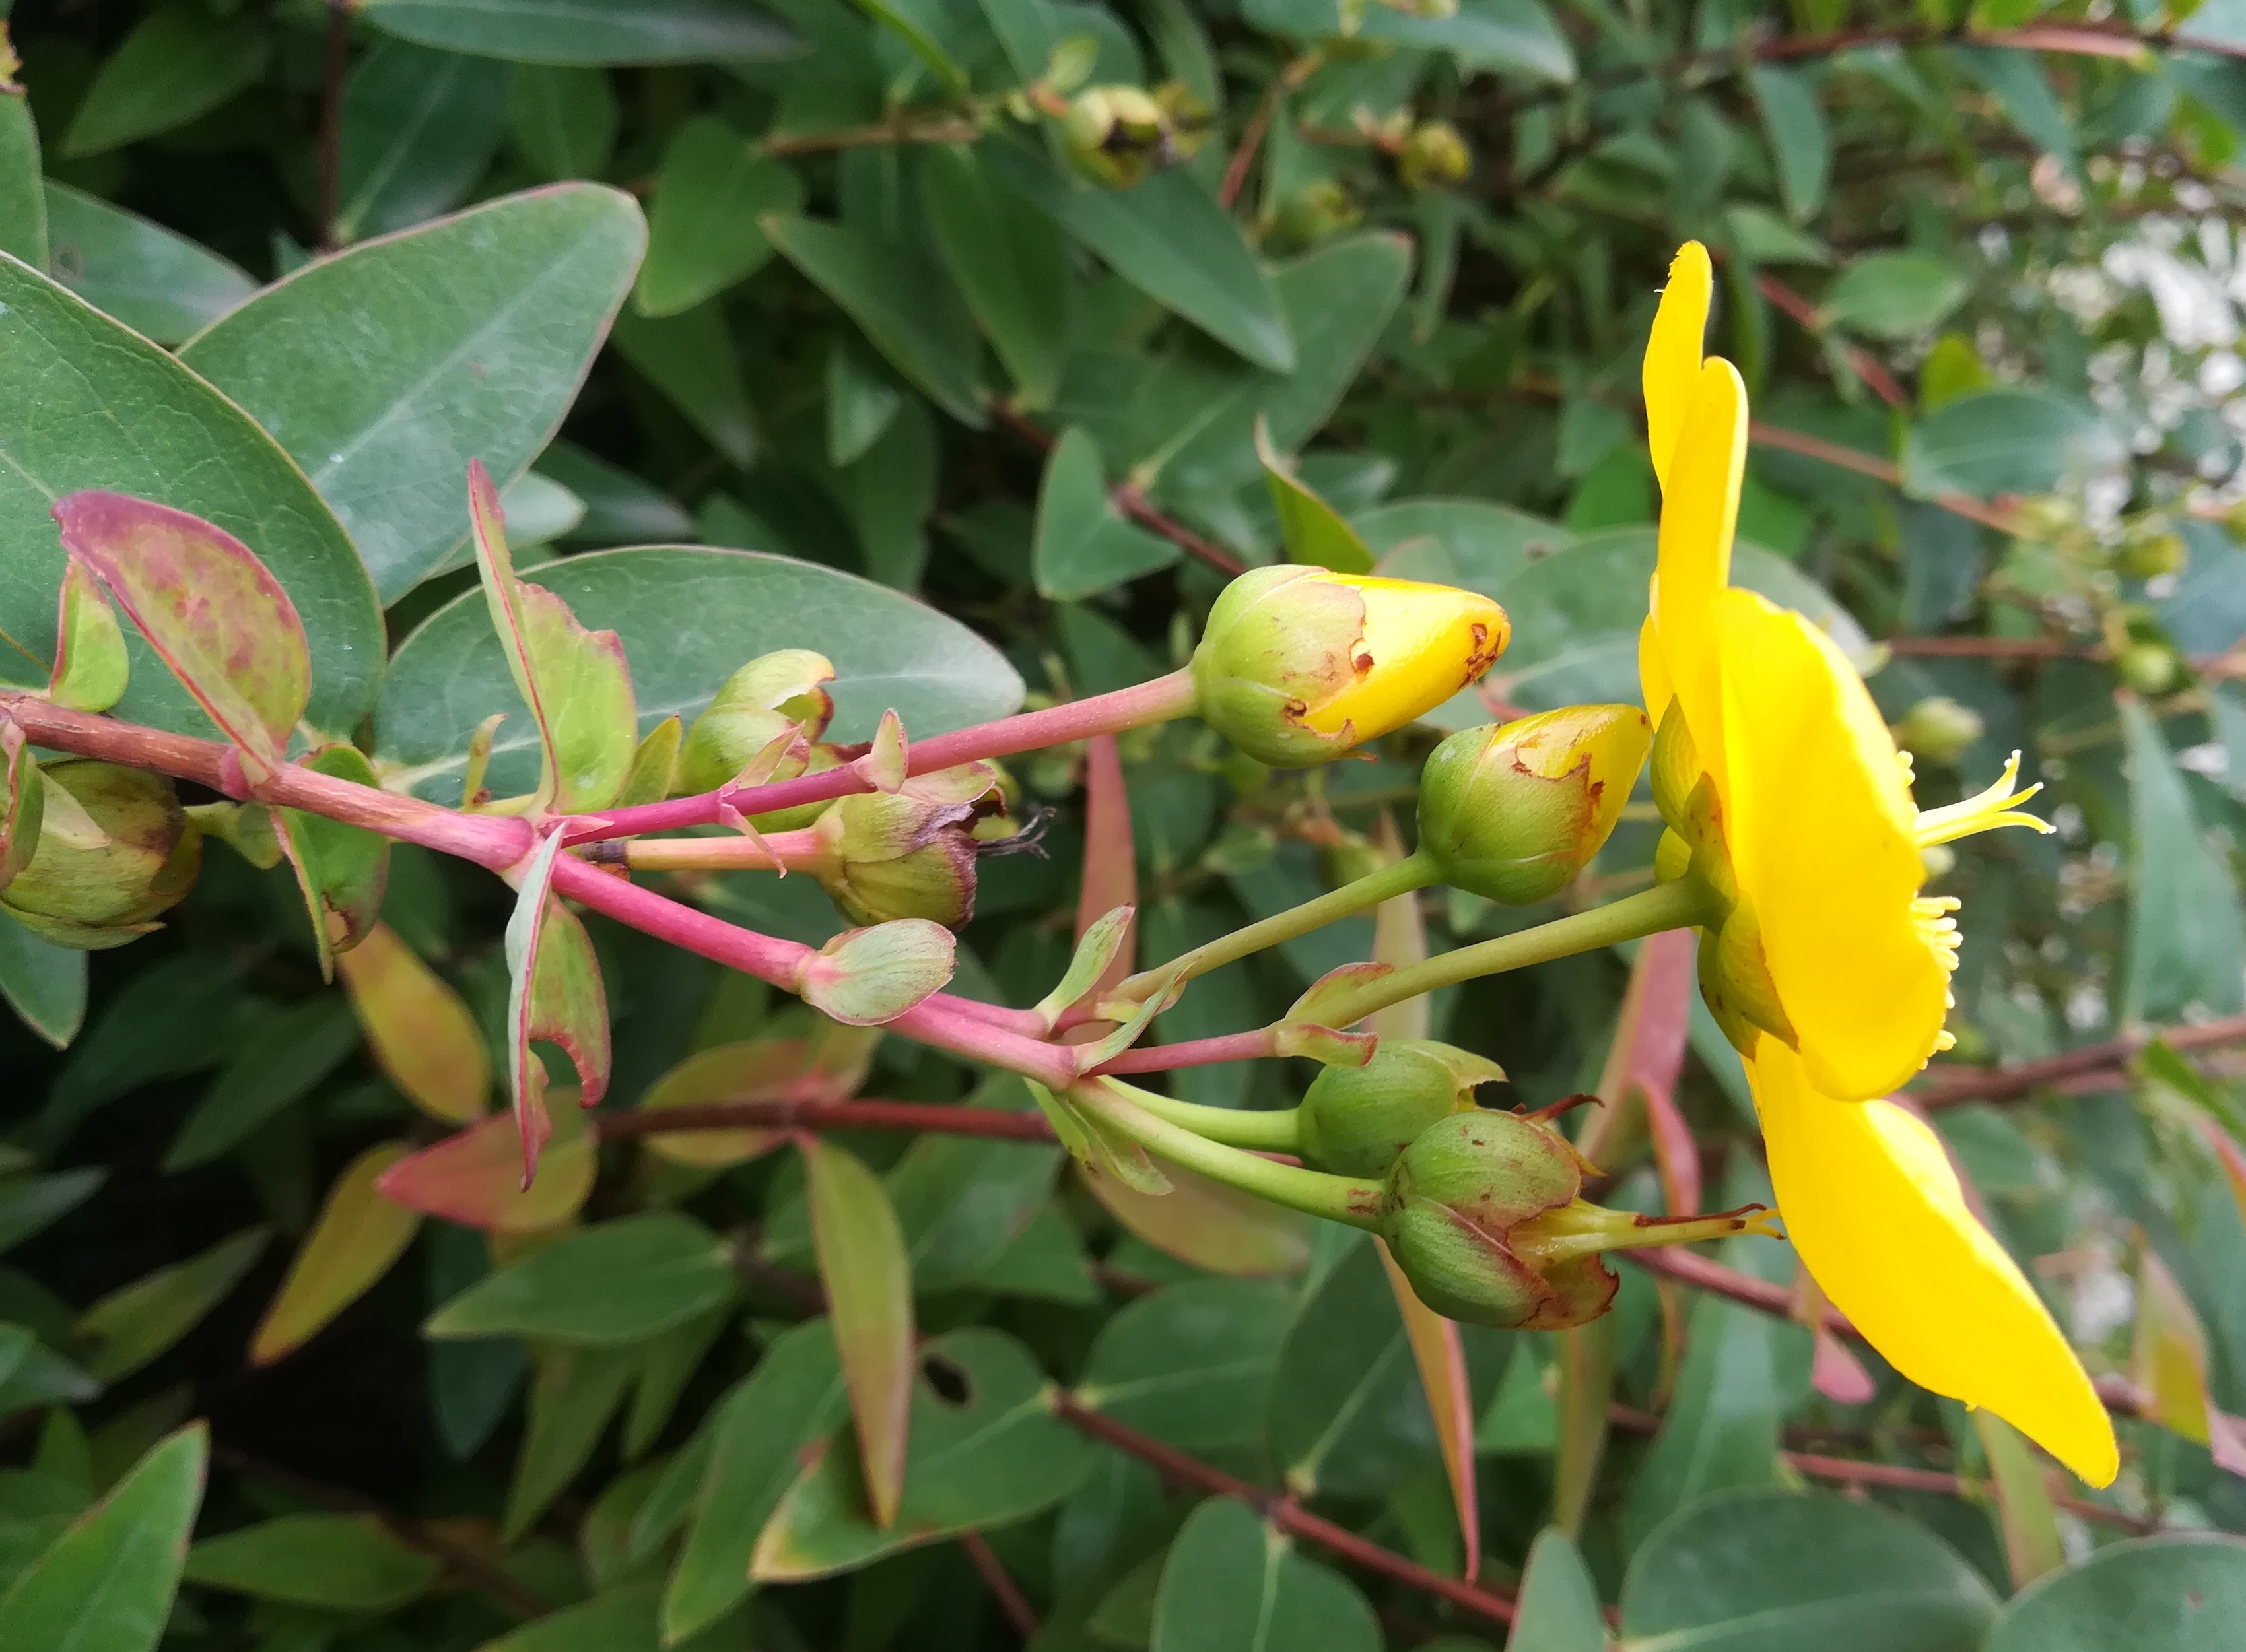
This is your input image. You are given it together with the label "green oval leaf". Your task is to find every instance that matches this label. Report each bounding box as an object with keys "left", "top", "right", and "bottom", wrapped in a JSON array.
[
  {"left": 1985, "top": 1533, "right": 2246, "bottom": 1652},
  {"left": 804, "top": 1139, "right": 914, "bottom": 1531},
  {"left": 181, "top": 185, "right": 646, "bottom": 603},
  {"left": 1075, "top": 1278, "right": 1293, "bottom": 1451},
  {"left": 374, "top": 545, "right": 1024, "bottom": 804},
  {"left": 636, "top": 117, "right": 802, "bottom": 318},
  {"left": 43, "top": 183, "right": 255, "bottom": 347},
  {"left": 1150, "top": 1496, "right": 1380, "bottom": 1652},
  {"left": 359, "top": 0, "right": 800, "bottom": 65},
  {"left": 183, "top": 1513, "right": 440, "bottom": 1613},
  {"left": 425, "top": 1212, "right": 736, "bottom": 1345}
]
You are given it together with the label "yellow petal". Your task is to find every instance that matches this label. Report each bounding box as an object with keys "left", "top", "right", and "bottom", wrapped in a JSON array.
[
  {"left": 1715, "top": 591, "right": 1945, "bottom": 1098},
  {"left": 1637, "top": 611, "right": 1672, "bottom": 725},
  {"left": 1652, "top": 356, "right": 1746, "bottom": 797},
  {"left": 1645, "top": 242, "right": 1713, "bottom": 493},
  {"left": 1752, "top": 1043, "right": 2117, "bottom": 1488},
  {"left": 1301, "top": 575, "right": 1510, "bottom": 741}
]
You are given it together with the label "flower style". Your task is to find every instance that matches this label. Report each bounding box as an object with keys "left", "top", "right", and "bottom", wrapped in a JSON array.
[{"left": 1637, "top": 242, "right": 2118, "bottom": 1486}]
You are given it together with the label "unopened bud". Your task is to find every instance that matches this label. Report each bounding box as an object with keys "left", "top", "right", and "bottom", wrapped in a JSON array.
[
  {"left": 1397, "top": 121, "right": 1471, "bottom": 190},
  {"left": 1417, "top": 705, "right": 1649, "bottom": 904},
  {"left": 809, "top": 774, "right": 1004, "bottom": 929},
  {"left": 2112, "top": 525, "right": 2188, "bottom": 582},
  {"left": 1893, "top": 696, "right": 1984, "bottom": 767},
  {"left": 1064, "top": 84, "right": 1171, "bottom": 188},
  {"left": 678, "top": 649, "right": 836, "bottom": 795},
  {"left": 1271, "top": 180, "right": 1363, "bottom": 246},
  {"left": 2, "top": 760, "right": 199, "bottom": 949},
  {"left": 2118, "top": 640, "right": 2182, "bottom": 696},
  {"left": 1190, "top": 567, "right": 1509, "bottom": 767},
  {"left": 1379, "top": 1110, "right": 1775, "bottom": 1329},
  {"left": 2011, "top": 495, "right": 2076, "bottom": 543},
  {"left": 1300, "top": 1039, "right": 1503, "bottom": 1177}
]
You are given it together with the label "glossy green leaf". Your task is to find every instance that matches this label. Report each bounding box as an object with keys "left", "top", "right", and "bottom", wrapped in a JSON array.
[
  {"left": 43, "top": 560, "right": 126, "bottom": 715},
  {"left": 922, "top": 143, "right": 1072, "bottom": 409},
  {"left": 752, "top": 1327, "right": 1095, "bottom": 1579},
  {"left": 839, "top": 395, "right": 937, "bottom": 588},
  {"left": 248, "top": 1143, "right": 420, "bottom": 1368},
  {"left": 508, "top": 64, "right": 619, "bottom": 181},
  {"left": 985, "top": 136, "right": 1293, "bottom": 373},
  {"left": 73, "top": 1226, "right": 269, "bottom": 1383},
  {"left": 887, "top": 1116, "right": 1061, "bottom": 1291},
  {"left": 504, "top": 1342, "right": 641, "bottom": 1540},
  {"left": 1361, "top": 498, "right": 1566, "bottom": 591},
  {"left": 1511, "top": 1527, "right": 1605, "bottom": 1652},
  {"left": 0, "top": 87, "right": 42, "bottom": 271},
  {"left": 0, "top": 1424, "right": 206, "bottom": 1652},
  {"left": 54, "top": 492, "right": 309, "bottom": 779},
  {"left": 1258, "top": 421, "right": 1376, "bottom": 572},
  {"left": 636, "top": 117, "right": 802, "bottom": 317},
  {"left": 183, "top": 1513, "right": 440, "bottom": 1612},
  {"left": 1901, "top": 389, "right": 2114, "bottom": 501},
  {"left": 63, "top": 7, "right": 269, "bottom": 159},
  {"left": 765, "top": 213, "right": 986, "bottom": 427},
  {"left": 803, "top": 1138, "right": 914, "bottom": 1531},
  {"left": 426, "top": 1212, "right": 735, "bottom": 1344},
  {"left": 1821, "top": 253, "right": 1969, "bottom": 341},
  {"left": 665, "top": 1319, "right": 848, "bottom": 1643},
  {"left": 1075, "top": 1278, "right": 1293, "bottom": 1451},
  {"left": 1034, "top": 427, "right": 1179, "bottom": 601},
  {"left": 1748, "top": 65, "right": 1831, "bottom": 222},
  {"left": 41, "top": 183, "right": 252, "bottom": 348},
  {"left": 2123, "top": 699, "right": 2246, "bottom": 1022},
  {"left": 0, "top": 1168, "right": 104, "bottom": 1256},
  {"left": 275, "top": 744, "right": 392, "bottom": 974},
  {"left": 378, "top": 545, "right": 1023, "bottom": 802},
  {"left": 609, "top": 300, "right": 758, "bottom": 466},
  {"left": 162, "top": 998, "right": 360, "bottom": 1172},
  {"left": 1984, "top": 1533, "right": 2246, "bottom": 1651},
  {"left": 181, "top": 185, "right": 645, "bottom": 603},
  {"left": 360, "top": 0, "right": 800, "bottom": 65},
  {"left": 0, "top": 260, "right": 380, "bottom": 739},
  {"left": 1973, "top": 1410, "right": 2064, "bottom": 1589},
  {"left": 334, "top": 39, "right": 508, "bottom": 243},
  {"left": 1621, "top": 1488, "right": 1999, "bottom": 1652},
  {"left": 1149, "top": 1496, "right": 1380, "bottom": 1652}
]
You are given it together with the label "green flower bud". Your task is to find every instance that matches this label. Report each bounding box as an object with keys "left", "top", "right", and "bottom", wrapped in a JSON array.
[
  {"left": 1397, "top": 121, "right": 1472, "bottom": 191},
  {"left": 1379, "top": 1110, "right": 1775, "bottom": 1330},
  {"left": 1299, "top": 1039, "right": 1505, "bottom": 1177},
  {"left": 1063, "top": 84, "right": 1169, "bottom": 188},
  {"left": 2118, "top": 640, "right": 2181, "bottom": 696},
  {"left": 2112, "top": 525, "right": 2189, "bottom": 582},
  {"left": 808, "top": 774, "right": 1005, "bottom": 930},
  {"left": 746, "top": 743, "right": 848, "bottom": 832},
  {"left": 677, "top": 649, "right": 836, "bottom": 795},
  {"left": 2, "top": 760, "right": 200, "bottom": 949},
  {"left": 1417, "top": 705, "right": 1650, "bottom": 904},
  {"left": 1892, "top": 696, "right": 1985, "bottom": 767},
  {"left": 1270, "top": 180, "right": 1363, "bottom": 247},
  {"left": 1190, "top": 567, "right": 1510, "bottom": 767}
]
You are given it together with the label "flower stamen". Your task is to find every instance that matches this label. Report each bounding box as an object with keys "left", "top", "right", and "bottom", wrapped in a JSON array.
[{"left": 1914, "top": 752, "right": 2055, "bottom": 849}]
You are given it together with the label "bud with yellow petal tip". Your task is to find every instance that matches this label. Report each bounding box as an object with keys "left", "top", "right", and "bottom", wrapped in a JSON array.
[
  {"left": 1063, "top": 84, "right": 1173, "bottom": 188},
  {"left": 1417, "top": 704, "right": 1650, "bottom": 904},
  {"left": 1379, "top": 1109, "right": 1777, "bottom": 1329},
  {"left": 677, "top": 650, "right": 836, "bottom": 796},
  {"left": 2, "top": 759, "right": 200, "bottom": 949},
  {"left": 1299, "top": 1039, "right": 1504, "bottom": 1177},
  {"left": 1190, "top": 567, "right": 1509, "bottom": 767}
]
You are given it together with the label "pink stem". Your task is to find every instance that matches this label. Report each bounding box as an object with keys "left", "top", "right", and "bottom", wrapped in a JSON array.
[
  {"left": 1094, "top": 1028, "right": 1277, "bottom": 1074},
  {"left": 564, "top": 669, "right": 1199, "bottom": 844}
]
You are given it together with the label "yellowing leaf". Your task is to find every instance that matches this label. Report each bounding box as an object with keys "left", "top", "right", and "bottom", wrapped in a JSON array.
[
  {"left": 1081, "top": 1158, "right": 1309, "bottom": 1277},
  {"left": 1377, "top": 1237, "right": 1480, "bottom": 1579},
  {"left": 634, "top": 1040, "right": 800, "bottom": 1168},
  {"left": 467, "top": 458, "right": 636, "bottom": 813},
  {"left": 73, "top": 1226, "right": 269, "bottom": 1383},
  {"left": 53, "top": 491, "right": 310, "bottom": 781},
  {"left": 335, "top": 923, "right": 489, "bottom": 1124},
  {"left": 803, "top": 1138, "right": 914, "bottom": 1531},
  {"left": 249, "top": 1143, "right": 422, "bottom": 1368},
  {"left": 376, "top": 1096, "right": 595, "bottom": 1233}
]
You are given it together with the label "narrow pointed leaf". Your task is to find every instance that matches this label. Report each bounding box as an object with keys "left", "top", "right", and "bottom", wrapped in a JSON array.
[
  {"left": 44, "top": 561, "right": 127, "bottom": 714},
  {"left": 249, "top": 1143, "right": 423, "bottom": 1367},
  {"left": 469, "top": 460, "right": 638, "bottom": 814},
  {"left": 637, "top": 117, "right": 801, "bottom": 317},
  {"left": 803, "top": 1138, "right": 914, "bottom": 1531},
  {"left": 1376, "top": 1238, "right": 1479, "bottom": 1579},
  {"left": 53, "top": 492, "right": 310, "bottom": 780},
  {"left": 1256, "top": 420, "right": 1375, "bottom": 572},
  {"left": 376, "top": 1101, "right": 595, "bottom": 1232},
  {"left": 1037, "top": 902, "right": 1136, "bottom": 1030},
  {"left": 1082, "top": 1158, "right": 1309, "bottom": 1276},
  {"left": 1033, "top": 426, "right": 1178, "bottom": 602},
  {"left": 0, "top": 1424, "right": 207, "bottom": 1652},
  {"left": 73, "top": 1226, "right": 269, "bottom": 1383},
  {"left": 183, "top": 1513, "right": 440, "bottom": 1612},
  {"left": 1511, "top": 1526, "right": 1606, "bottom": 1652},
  {"left": 1972, "top": 1409, "right": 2064, "bottom": 1589},
  {"left": 336, "top": 923, "right": 490, "bottom": 1124},
  {"left": 428, "top": 1212, "right": 735, "bottom": 1344}
]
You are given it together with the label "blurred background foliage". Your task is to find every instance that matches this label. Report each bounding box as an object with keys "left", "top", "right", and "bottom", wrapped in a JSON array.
[{"left": 5, "top": 0, "right": 2246, "bottom": 1645}]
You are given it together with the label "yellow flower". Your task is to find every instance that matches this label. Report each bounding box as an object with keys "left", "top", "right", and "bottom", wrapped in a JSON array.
[
  {"left": 1638, "top": 242, "right": 2118, "bottom": 1488},
  {"left": 1192, "top": 566, "right": 1509, "bottom": 766}
]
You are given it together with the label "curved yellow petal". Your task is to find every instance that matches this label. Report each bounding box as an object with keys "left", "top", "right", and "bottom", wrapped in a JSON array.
[
  {"left": 1645, "top": 242, "right": 1713, "bottom": 494},
  {"left": 1637, "top": 611, "right": 1672, "bottom": 725},
  {"left": 1300, "top": 576, "right": 1511, "bottom": 740},
  {"left": 1652, "top": 357, "right": 1746, "bottom": 797},
  {"left": 1752, "top": 1043, "right": 2118, "bottom": 1488},
  {"left": 1715, "top": 591, "right": 1944, "bottom": 1098}
]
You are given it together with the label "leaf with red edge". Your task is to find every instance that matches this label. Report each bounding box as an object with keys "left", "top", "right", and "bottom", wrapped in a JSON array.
[
  {"left": 1366, "top": 812, "right": 1426, "bottom": 1043},
  {"left": 851, "top": 707, "right": 907, "bottom": 794},
  {"left": 803, "top": 1137, "right": 914, "bottom": 1531},
  {"left": 1072, "top": 733, "right": 1136, "bottom": 1006},
  {"left": 2132, "top": 1242, "right": 2246, "bottom": 1473},
  {"left": 1376, "top": 1237, "right": 1480, "bottom": 1578},
  {"left": 248, "top": 1142, "right": 421, "bottom": 1367},
  {"left": 45, "top": 560, "right": 127, "bottom": 713},
  {"left": 1082, "top": 1158, "right": 1308, "bottom": 1276},
  {"left": 0, "top": 717, "right": 41, "bottom": 888},
  {"left": 1586, "top": 927, "right": 1699, "bottom": 1214},
  {"left": 52, "top": 491, "right": 309, "bottom": 781},
  {"left": 275, "top": 743, "right": 391, "bottom": 980},
  {"left": 375, "top": 1097, "right": 596, "bottom": 1232},
  {"left": 467, "top": 458, "right": 636, "bottom": 813},
  {"left": 504, "top": 830, "right": 612, "bottom": 1183},
  {"left": 335, "top": 923, "right": 489, "bottom": 1125}
]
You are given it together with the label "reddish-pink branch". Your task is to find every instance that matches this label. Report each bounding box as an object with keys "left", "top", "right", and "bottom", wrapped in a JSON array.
[
  {"left": 595, "top": 1096, "right": 1058, "bottom": 1142},
  {"left": 1093, "top": 1028, "right": 1277, "bottom": 1074},
  {"left": 991, "top": 406, "right": 1246, "bottom": 577}
]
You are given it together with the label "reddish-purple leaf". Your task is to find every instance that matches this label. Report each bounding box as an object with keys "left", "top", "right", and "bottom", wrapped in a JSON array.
[
  {"left": 802, "top": 1137, "right": 914, "bottom": 1531},
  {"left": 53, "top": 491, "right": 310, "bottom": 779},
  {"left": 375, "top": 1102, "right": 596, "bottom": 1232},
  {"left": 1587, "top": 926, "right": 1699, "bottom": 1214},
  {"left": 468, "top": 459, "right": 637, "bottom": 814}
]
